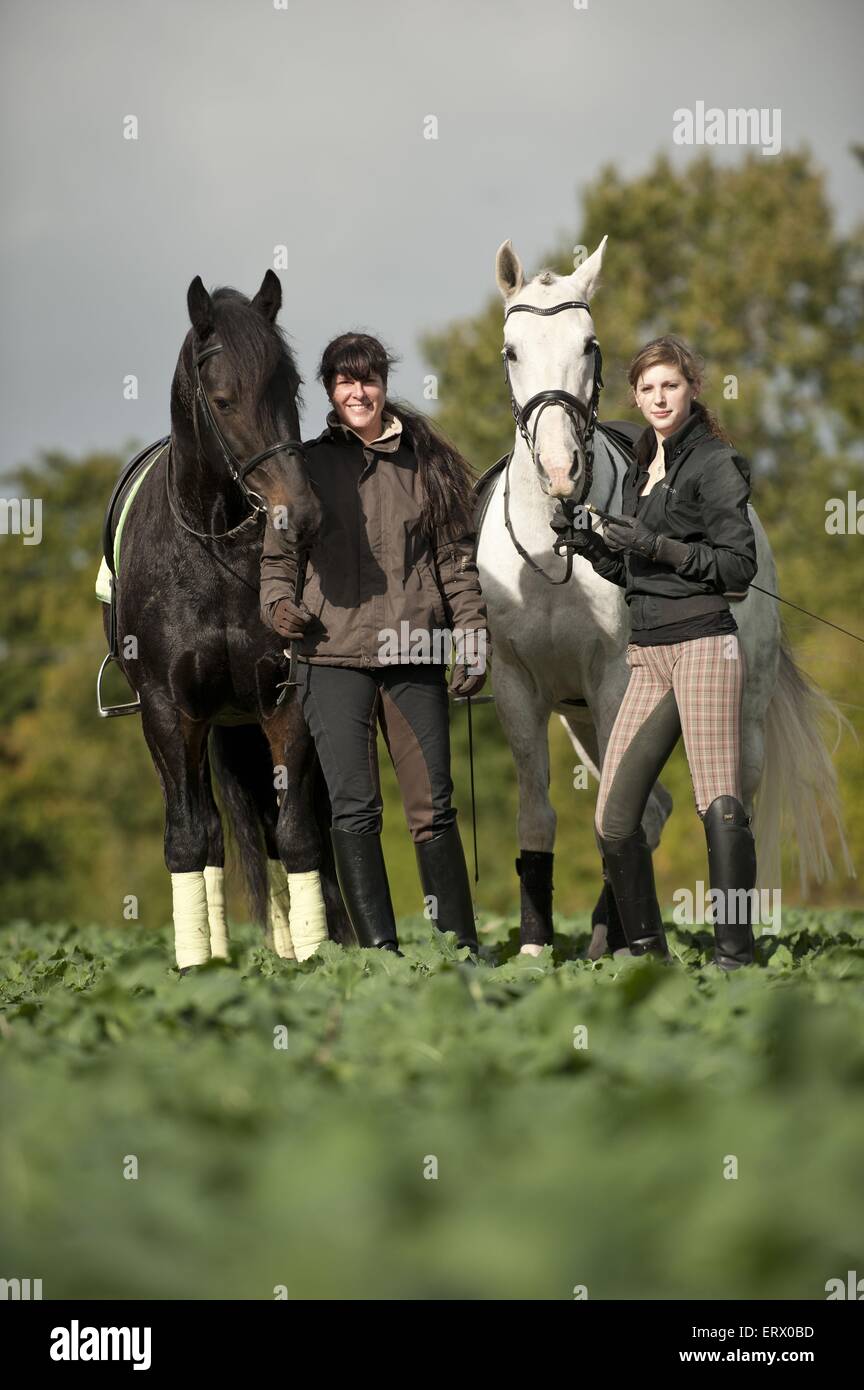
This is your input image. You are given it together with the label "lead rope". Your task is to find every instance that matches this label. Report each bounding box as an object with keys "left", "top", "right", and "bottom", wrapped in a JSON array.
[
  {"left": 467, "top": 693, "right": 479, "bottom": 883},
  {"left": 749, "top": 583, "right": 864, "bottom": 645}
]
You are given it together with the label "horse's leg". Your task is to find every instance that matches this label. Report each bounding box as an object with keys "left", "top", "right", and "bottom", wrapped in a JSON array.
[
  {"left": 199, "top": 742, "right": 229, "bottom": 959},
  {"left": 559, "top": 708, "right": 626, "bottom": 959},
  {"left": 493, "top": 658, "right": 555, "bottom": 956},
  {"left": 140, "top": 697, "right": 212, "bottom": 970},
  {"left": 261, "top": 695, "right": 348, "bottom": 958}
]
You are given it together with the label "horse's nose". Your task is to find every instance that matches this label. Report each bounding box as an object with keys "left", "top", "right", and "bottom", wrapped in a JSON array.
[
  {"left": 292, "top": 496, "right": 322, "bottom": 547},
  {"left": 544, "top": 465, "right": 577, "bottom": 498}
]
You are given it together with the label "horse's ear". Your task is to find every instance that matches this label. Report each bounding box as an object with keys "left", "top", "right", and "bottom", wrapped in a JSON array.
[
  {"left": 571, "top": 236, "right": 608, "bottom": 301},
  {"left": 251, "top": 269, "right": 282, "bottom": 324},
  {"left": 496, "top": 240, "right": 525, "bottom": 300},
  {"left": 187, "top": 276, "right": 215, "bottom": 339}
]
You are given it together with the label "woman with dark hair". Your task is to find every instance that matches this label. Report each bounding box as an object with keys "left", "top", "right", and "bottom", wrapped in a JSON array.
[
  {"left": 260, "top": 332, "right": 487, "bottom": 958},
  {"left": 553, "top": 335, "right": 758, "bottom": 969}
]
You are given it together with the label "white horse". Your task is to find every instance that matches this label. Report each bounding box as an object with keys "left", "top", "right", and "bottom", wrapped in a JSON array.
[{"left": 476, "top": 237, "right": 851, "bottom": 957}]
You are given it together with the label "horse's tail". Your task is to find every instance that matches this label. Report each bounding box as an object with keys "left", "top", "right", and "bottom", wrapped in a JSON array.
[
  {"left": 753, "top": 630, "right": 855, "bottom": 894},
  {"left": 208, "top": 724, "right": 271, "bottom": 929}
]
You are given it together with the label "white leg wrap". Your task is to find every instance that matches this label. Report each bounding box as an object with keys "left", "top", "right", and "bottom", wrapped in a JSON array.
[
  {"left": 203, "top": 864, "right": 229, "bottom": 959},
  {"left": 287, "top": 870, "right": 328, "bottom": 961},
  {"left": 267, "top": 859, "right": 295, "bottom": 960},
  {"left": 171, "top": 871, "right": 211, "bottom": 969}
]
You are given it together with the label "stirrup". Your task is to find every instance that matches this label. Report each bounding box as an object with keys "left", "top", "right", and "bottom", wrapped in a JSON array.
[{"left": 96, "top": 651, "right": 142, "bottom": 718}]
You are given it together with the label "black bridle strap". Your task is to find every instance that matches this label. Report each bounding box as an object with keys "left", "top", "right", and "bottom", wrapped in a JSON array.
[
  {"left": 193, "top": 342, "right": 306, "bottom": 499},
  {"left": 505, "top": 301, "right": 592, "bottom": 319},
  {"left": 502, "top": 451, "right": 573, "bottom": 585}
]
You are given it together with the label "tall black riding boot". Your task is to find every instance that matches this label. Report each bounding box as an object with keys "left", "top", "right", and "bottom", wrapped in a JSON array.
[
  {"left": 330, "top": 828, "right": 402, "bottom": 954},
  {"left": 414, "top": 822, "right": 479, "bottom": 955},
  {"left": 702, "top": 796, "right": 756, "bottom": 970},
  {"left": 596, "top": 826, "right": 669, "bottom": 958},
  {"left": 515, "top": 850, "right": 554, "bottom": 948},
  {"left": 592, "top": 872, "right": 629, "bottom": 955}
]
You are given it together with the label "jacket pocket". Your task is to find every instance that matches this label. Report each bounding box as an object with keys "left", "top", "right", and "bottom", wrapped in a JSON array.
[{"left": 663, "top": 487, "right": 703, "bottom": 538}]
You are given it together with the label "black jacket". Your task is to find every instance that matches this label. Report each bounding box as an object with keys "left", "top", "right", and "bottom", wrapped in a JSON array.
[{"left": 590, "top": 409, "right": 758, "bottom": 632}]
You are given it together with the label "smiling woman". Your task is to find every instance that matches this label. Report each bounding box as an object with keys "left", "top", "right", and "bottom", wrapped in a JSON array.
[{"left": 259, "top": 331, "right": 490, "bottom": 958}]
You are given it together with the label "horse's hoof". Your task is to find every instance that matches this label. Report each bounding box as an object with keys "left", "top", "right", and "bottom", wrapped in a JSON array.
[{"left": 519, "top": 943, "right": 546, "bottom": 958}]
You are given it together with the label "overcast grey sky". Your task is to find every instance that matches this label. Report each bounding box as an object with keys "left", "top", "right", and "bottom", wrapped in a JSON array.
[{"left": 2, "top": 0, "right": 861, "bottom": 474}]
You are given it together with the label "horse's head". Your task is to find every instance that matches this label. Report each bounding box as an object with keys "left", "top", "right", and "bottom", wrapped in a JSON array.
[
  {"left": 495, "top": 237, "right": 607, "bottom": 499},
  {"left": 180, "top": 271, "right": 322, "bottom": 547}
]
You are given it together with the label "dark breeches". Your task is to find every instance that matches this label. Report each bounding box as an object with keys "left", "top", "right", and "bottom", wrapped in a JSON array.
[{"left": 299, "top": 662, "right": 456, "bottom": 841}]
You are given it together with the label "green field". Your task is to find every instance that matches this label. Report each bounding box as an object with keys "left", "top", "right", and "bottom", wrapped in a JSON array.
[{"left": 2, "top": 910, "right": 862, "bottom": 1301}]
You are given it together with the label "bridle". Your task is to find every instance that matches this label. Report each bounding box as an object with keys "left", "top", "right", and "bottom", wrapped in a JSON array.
[
  {"left": 501, "top": 299, "right": 604, "bottom": 584},
  {"left": 164, "top": 341, "right": 307, "bottom": 542},
  {"left": 503, "top": 300, "right": 604, "bottom": 480}
]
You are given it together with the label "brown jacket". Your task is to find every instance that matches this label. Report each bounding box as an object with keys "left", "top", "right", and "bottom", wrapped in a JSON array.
[{"left": 259, "top": 413, "right": 487, "bottom": 667}]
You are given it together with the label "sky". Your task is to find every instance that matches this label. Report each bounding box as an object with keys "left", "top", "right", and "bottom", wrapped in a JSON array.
[{"left": 2, "top": 0, "right": 862, "bottom": 475}]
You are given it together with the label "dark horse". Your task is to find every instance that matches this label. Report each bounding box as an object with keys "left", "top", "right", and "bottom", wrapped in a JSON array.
[{"left": 104, "top": 270, "right": 350, "bottom": 967}]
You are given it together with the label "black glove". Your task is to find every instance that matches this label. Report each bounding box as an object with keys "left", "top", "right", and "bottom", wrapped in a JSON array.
[
  {"left": 449, "top": 630, "right": 489, "bottom": 699},
  {"left": 550, "top": 501, "right": 609, "bottom": 555},
  {"left": 601, "top": 512, "right": 691, "bottom": 568}
]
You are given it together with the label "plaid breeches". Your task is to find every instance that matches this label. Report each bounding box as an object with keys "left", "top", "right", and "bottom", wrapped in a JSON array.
[{"left": 595, "top": 633, "right": 746, "bottom": 838}]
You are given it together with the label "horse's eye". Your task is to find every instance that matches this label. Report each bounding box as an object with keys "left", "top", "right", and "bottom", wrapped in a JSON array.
[
  {"left": 214, "top": 397, "right": 231, "bottom": 411},
  {"left": 503, "top": 346, "right": 517, "bottom": 362},
  {"left": 585, "top": 339, "right": 598, "bottom": 355}
]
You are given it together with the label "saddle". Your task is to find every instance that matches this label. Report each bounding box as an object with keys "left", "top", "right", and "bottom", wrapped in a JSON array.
[{"left": 95, "top": 436, "right": 169, "bottom": 717}]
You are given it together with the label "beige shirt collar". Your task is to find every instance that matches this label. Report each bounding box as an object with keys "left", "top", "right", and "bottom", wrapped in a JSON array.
[{"left": 327, "top": 409, "right": 403, "bottom": 454}]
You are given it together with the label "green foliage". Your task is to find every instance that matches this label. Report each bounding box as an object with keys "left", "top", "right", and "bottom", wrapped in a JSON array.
[{"left": 1, "top": 911, "right": 862, "bottom": 1299}]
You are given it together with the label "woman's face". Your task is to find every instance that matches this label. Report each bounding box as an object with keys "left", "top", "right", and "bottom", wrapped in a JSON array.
[
  {"left": 330, "top": 371, "right": 386, "bottom": 439},
  {"left": 634, "top": 362, "right": 695, "bottom": 438}
]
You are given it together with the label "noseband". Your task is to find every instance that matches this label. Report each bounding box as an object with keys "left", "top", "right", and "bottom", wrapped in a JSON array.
[
  {"left": 500, "top": 299, "right": 605, "bottom": 584},
  {"left": 165, "top": 341, "right": 307, "bottom": 543}
]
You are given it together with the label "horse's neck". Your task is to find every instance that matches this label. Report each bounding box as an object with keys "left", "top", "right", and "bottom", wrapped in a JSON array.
[
  {"left": 169, "top": 415, "right": 251, "bottom": 533},
  {"left": 587, "top": 433, "right": 626, "bottom": 514}
]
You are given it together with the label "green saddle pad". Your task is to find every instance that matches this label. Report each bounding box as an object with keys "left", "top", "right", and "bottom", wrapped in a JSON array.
[{"left": 95, "top": 445, "right": 166, "bottom": 603}]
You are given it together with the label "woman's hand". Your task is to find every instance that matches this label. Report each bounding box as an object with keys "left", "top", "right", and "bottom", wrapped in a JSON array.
[
  {"left": 550, "top": 501, "right": 601, "bottom": 553},
  {"left": 270, "top": 597, "right": 314, "bottom": 639},
  {"left": 601, "top": 513, "right": 691, "bottom": 568},
  {"left": 601, "top": 513, "right": 658, "bottom": 557},
  {"left": 449, "top": 629, "right": 489, "bottom": 698}
]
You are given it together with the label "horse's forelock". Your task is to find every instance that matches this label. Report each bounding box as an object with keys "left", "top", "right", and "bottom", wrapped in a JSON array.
[{"left": 210, "top": 287, "right": 302, "bottom": 401}]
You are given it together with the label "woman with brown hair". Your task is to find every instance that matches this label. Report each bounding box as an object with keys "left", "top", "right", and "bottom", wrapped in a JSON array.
[
  {"left": 259, "top": 332, "right": 488, "bottom": 959},
  {"left": 554, "top": 335, "right": 759, "bottom": 969}
]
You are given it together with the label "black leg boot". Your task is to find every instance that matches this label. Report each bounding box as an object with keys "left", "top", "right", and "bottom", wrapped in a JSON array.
[
  {"left": 414, "top": 822, "right": 479, "bottom": 956},
  {"left": 515, "top": 850, "right": 554, "bottom": 948},
  {"left": 596, "top": 827, "right": 669, "bottom": 958},
  {"left": 702, "top": 796, "right": 756, "bottom": 970},
  {"left": 330, "top": 828, "right": 402, "bottom": 954},
  {"left": 592, "top": 873, "right": 629, "bottom": 955}
]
